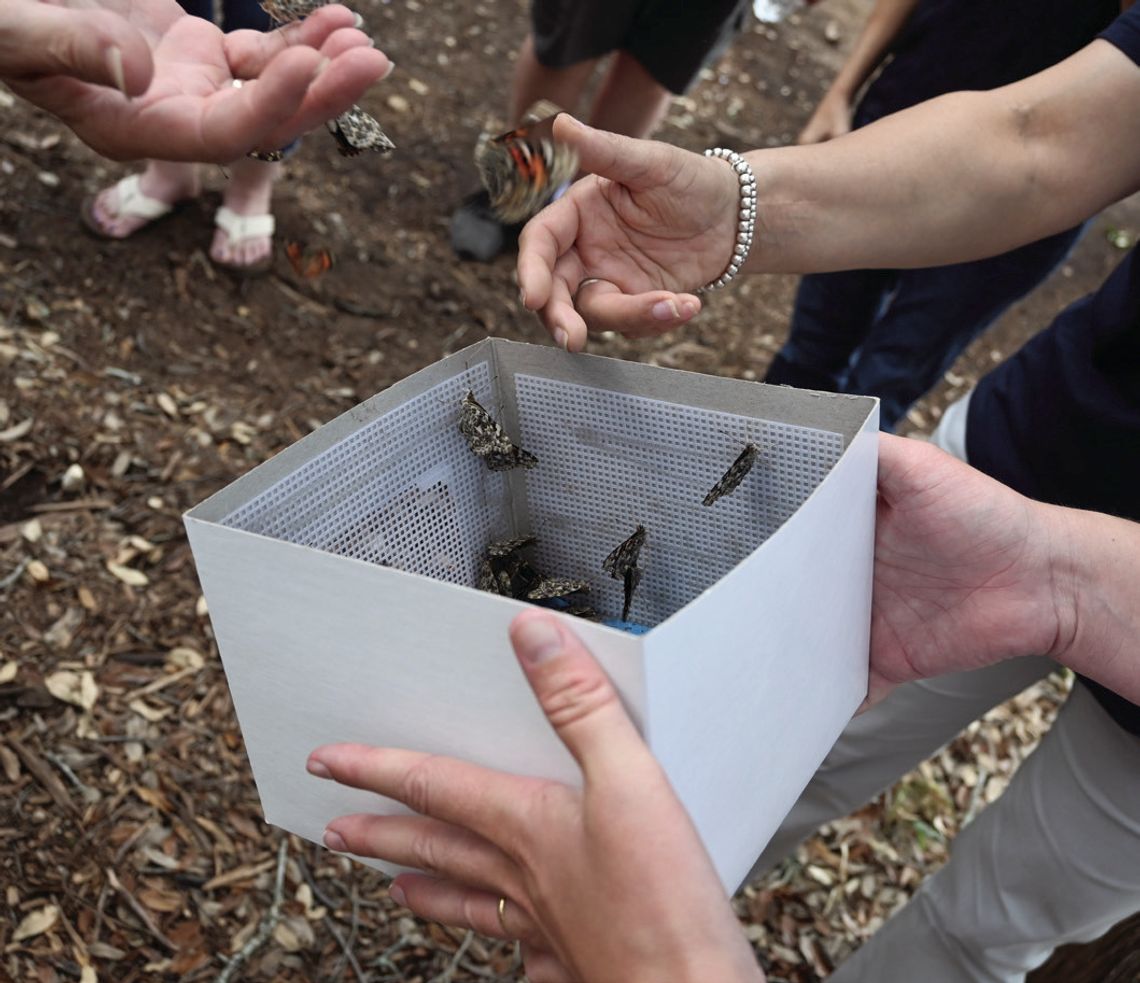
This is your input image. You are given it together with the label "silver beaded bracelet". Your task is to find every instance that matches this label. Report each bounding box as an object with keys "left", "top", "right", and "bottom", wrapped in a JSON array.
[{"left": 698, "top": 148, "right": 757, "bottom": 293}]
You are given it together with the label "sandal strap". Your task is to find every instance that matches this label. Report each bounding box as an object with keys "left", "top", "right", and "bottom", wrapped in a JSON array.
[
  {"left": 114, "top": 174, "right": 174, "bottom": 220},
  {"left": 215, "top": 206, "right": 275, "bottom": 244}
]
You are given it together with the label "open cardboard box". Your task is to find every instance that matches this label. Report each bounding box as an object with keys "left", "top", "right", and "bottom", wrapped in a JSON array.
[{"left": 185, "top": 338, "right": 879, "bottom": 891}]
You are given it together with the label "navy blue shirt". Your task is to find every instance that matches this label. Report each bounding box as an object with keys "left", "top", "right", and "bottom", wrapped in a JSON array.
[
  {"left": 856, "top": 0, "right": 1120, "bottom": 127},
  {"left": 968, "top": 5, "right": 1140, "bottom": 735}
]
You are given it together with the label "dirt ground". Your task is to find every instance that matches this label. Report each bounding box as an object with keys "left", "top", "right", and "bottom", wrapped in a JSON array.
[{"left": 2, "top": 0, "right": 1138, "bottom": 980}]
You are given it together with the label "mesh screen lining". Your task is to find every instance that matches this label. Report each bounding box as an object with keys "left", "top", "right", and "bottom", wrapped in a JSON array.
[
  {"left": 222, "top": 366, "right": 843, "bottom": 626},
  {"left": 221, "top": 362, "right": 508, "bottom": 587},
  {"left": 513, "top": 375, "right": 842, "bottom": 625}
]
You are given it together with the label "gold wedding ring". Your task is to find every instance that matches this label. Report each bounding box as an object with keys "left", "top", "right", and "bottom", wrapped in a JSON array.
[{"left": 497, "top": 896, "right": 510, "bottom": 936}]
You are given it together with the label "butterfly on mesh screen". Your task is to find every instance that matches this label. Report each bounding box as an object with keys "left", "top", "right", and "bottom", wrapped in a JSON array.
[
  {"left": 487, "top": 535, "right": 537, "bottom": 557},
  {"left": 527, "top": 577, "right": 590, "bottom": 601},
  {"left": 328, "top": 106, "right": 395, "bottom": 158},
  {"left": 475, "top": 100, "right": 579, "bottom": 224},
  {"left": 603, "top": 525, "right": 646, "bottom": 621},
  {"left": 702, "top": 443, "right": 760, "bottom": 506},
  {"left": 458, "top": 390, "right": 538, "bottom": 471}
]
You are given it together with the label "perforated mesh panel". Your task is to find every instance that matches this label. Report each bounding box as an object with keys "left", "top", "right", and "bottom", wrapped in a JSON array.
[
  {"left": 221, "top": 366, "right": 843, "bottom": 627},
  {"left": 514, "top": 376, "right": 843, "bottom": 626},
  {"left": 221, "top": 362, "right": 510, "bottom": 587}
]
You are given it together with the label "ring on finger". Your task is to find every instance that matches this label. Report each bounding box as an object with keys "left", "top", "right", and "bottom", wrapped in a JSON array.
[
  {"left": 497, "top": 896, "right": 511, "bottom": 937},
  {"left": 572, "top": 277, "right": 606, "bottom": 306}
]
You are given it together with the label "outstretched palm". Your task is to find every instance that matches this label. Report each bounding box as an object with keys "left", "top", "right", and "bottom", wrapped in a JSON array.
[
  {"left": 3, "top": 0, "right": 388, "bottom": 162},
  {"left": 868, "top": 435, "right": 1063, "bottom": 705}
]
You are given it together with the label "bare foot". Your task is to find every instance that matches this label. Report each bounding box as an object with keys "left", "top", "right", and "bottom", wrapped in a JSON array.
[
  {"left": 88, "top": 162, "right": 199, "bottom": 238},
  {"left": 211, "top": 158, "right": 280, "bottom": 269}
]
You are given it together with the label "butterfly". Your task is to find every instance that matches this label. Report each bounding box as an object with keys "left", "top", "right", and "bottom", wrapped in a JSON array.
[
  {"left": 475, "top": 100, "right": 579, "bottom": 224},
  {"left": 602, "top": 525, "right": 646, "bottom": 621},
  {"left": 328, "top": 105, "right": 396, "bottom": 158},
  {"left": 702, "top": 443, "right": 760, "bottom": 506},
  {"left": 458, "top": 390, "right": 538, "bottom": 471},
  {"left": 527, "top": 577, "right": 590, "bottom": 601},
  {"left": 285, "top": 241, "right": 333, "bottom": 279}
]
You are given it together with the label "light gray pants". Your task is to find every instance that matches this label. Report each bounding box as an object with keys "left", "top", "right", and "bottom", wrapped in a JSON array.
[{"left": 750, "top": 397, "right": 1140, "bottom": 981}]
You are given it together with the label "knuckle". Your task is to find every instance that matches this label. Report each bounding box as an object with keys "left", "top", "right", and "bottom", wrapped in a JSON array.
[
  {"left": 398, "top": 755, "right": 441, "bottom": 816},
  {"left": 537, "top": 668, "right": 616, "bottom": 730}
]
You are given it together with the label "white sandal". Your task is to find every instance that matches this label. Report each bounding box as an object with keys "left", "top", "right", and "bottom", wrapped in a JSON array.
[
  {"left": 80, "top": 174, "right": 178, "bottom": 239},
  {"left": 212, "top": 206, "right": 276, "bottom": 275}
]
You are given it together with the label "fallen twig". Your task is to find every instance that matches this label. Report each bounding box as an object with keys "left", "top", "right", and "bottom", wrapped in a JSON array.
[
  {"left": 214, "top": 837, "right": 288, "bottom": 983},
  {"left": 105, "top": 867, "right": 178, "bottom": 952},
  {"left": 431, "top": 930, "right": 475, "bottom": 983}
]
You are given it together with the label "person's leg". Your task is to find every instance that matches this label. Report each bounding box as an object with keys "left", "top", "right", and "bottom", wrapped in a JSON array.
[
  {"left": 211, "top": 156, "right": 280, "bottom": 270},
  {"left": 830, "top": 683, "right": 1140, "bottom": 982},
  {"left": 586, "top": 51, "right": 672, "bottom": 138},
  {"left": 509, "top": 32, "right": 602, "bottom": 123},
  {"left": 84, "top": 160, "right": 200, "bottom": 239},
  {"left": 842, "top": 226, "right": 1084, "bottom": 431},
  {"left": 749, "top": 656, "right": 1055, "bottom": 880},
  {"left": 764, "top": 269, "right": 894, "bottom": 393}
]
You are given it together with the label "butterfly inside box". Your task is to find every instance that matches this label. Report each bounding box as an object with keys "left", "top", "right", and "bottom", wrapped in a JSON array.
[
  {"left": 285, "top": 241, "right": 333, "bottom": 279},
  {"left": 475, "top": 100, "right": 579, "bottom": 224}
]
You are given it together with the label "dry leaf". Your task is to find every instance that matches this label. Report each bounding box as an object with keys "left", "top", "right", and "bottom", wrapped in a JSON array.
[
  {"left": 106, "top": 562, "right": 148, "bottom": 587},
  {"left": 0, "top": 417, "right": 33, "bottom": 442},
  {"left": 156, "top": 392, "right": 179, "bottom": 418},
  {"left": 44, "top": 670, "right": 98, "bottom": 711},
  {"left": 27, "top": 559, "right": 50, "bottom": 583},
  {"left": 79, "top": 966, "right": 97, "bottom": 983},
  {"left": 166, "top": 646, "right": 204, "bottom": 671},
  {"left": 0, "top": 660, "right": 17, "bottom": 684},
  {"left": 12, "top": 904, "right": 59, "bottom": 942},
  {"left": 129, "top": 698, "right": 172, "bottom": 723}
]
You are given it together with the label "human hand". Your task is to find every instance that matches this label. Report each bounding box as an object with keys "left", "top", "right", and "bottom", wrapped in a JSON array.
[
  {"left": 867, "top": 434, "right": 1064, "bottom": 706},
  {"left": 308, "top": 609, "right": 765, "bottom": 983},
  {"left": 0, "top": 0, "right": 390, "bottom": 163},
  {"left": 797, "top": 90, "right": 852, "bottom": 145},
  {"left": 517, "top": 116, "right": 746, "bottom": 353}
]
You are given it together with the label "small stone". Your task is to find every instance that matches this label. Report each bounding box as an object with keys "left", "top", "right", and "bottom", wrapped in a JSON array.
[{"left": 60, "top": 463, "right": 85, "bottom": 493}]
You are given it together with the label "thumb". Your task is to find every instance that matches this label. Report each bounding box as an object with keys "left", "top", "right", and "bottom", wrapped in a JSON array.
[
  {"left": 552, "top": 113, "right": 698, "bottom": 191},
  {"left": 5, "top": 5, "right": 153, "bottom": 95},
  {"left": 508, "top": 610, "right": 647, "bottom": 781}
]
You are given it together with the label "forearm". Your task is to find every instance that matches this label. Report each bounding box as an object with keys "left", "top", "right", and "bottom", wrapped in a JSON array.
[
  {"left": 745, "top": 39, "right": 1140, "bottom": 273},
  {"left": 1047, "top": 506, "right": 1140, "bottom": 704}
]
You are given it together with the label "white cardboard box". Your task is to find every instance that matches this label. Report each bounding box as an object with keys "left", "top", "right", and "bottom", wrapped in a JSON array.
[{"left": 185, "top": 338, "right": 879, "bottom": 891}]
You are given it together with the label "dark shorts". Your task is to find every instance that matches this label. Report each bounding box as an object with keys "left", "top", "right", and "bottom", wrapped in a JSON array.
[{"left": 531, "top": 0, "right": 751, "bottom": 94}]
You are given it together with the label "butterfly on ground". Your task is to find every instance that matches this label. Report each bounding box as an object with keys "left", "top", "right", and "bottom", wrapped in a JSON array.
[
  {"left": 702, "top": 443, "right": 760, "bottom": 506},
  {"left": 475, "top": 100, "right": 578, "bottom": 224},
  {"left": 285, "top": 241, "right": 333, "bottom": 279}
]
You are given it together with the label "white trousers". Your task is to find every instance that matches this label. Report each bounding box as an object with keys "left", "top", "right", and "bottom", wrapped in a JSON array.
[{"left": 749, "top": 395, "right": 1140, "bottom": 981}]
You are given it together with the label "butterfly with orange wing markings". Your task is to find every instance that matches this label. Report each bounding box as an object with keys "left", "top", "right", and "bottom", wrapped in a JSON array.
[
  {"left": 475, "top": 100, "right": 578, "bottom": 224},
  {"left": 285, "top": 241, "right": 333, "bottom": 279}
]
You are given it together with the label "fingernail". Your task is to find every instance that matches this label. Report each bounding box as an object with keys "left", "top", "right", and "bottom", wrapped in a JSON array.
[
  {"left": 381, "top": 60, "right": 396, "bottom": 81},
  {"left": 106, "top": 46, "right": 128, "bottom": 97},
  {"left": 313, "top": 56, "right": 331, "bottom": 80},
  {"left": 352, "top": 12, "right": 365, "bottom": 28},
  {"left": 323, "top": 828, "right": 347, "bottom": 852},
  {"left": 389, "top": 883, "right": 407, "bottom": 906},
  {"left": 307, "top": 758, "right": 332, "bottom": 779},
  {"left": 652, "top": 299, "right": 680, "bottom": 321},
  {"left": 553, "top": 327, "right": 568, "bottom": 350},
  {"left": 515, "top": 616, "right": 563, "bottom": 665}
]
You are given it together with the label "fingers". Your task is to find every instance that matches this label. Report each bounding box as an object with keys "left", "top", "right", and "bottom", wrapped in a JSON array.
[
  {"left": 323, "top": 813, "right": 518, "bottom": 897},
  {"left": 574, "top": 279, "right": 701, "bottom": 340},
  {"left": 389, "top": 875, "right": 547, "bottom": 947},
  {"left": 508, "top": 610, "right": 651, "bottom": 785},
  {"left": 3, "top": 5, "right": 153, "bottom": 95},
  {"left": 308, "top": 743, "right": 542, "bottom": 847},
  {"left": 521, "top": 943, "right": 581, "bottom": 983},
  {"left": 552, "top": 114, "right": 686, "bottom": 191},
  {"left": 518, "top": 189, "right": 585, "bottom": 318},
  {"left": 244, "top": 45, "right": 390, "bottom": 153},
  {"left": 224, "top": 5, "right": 373, "bottom": 77}
]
